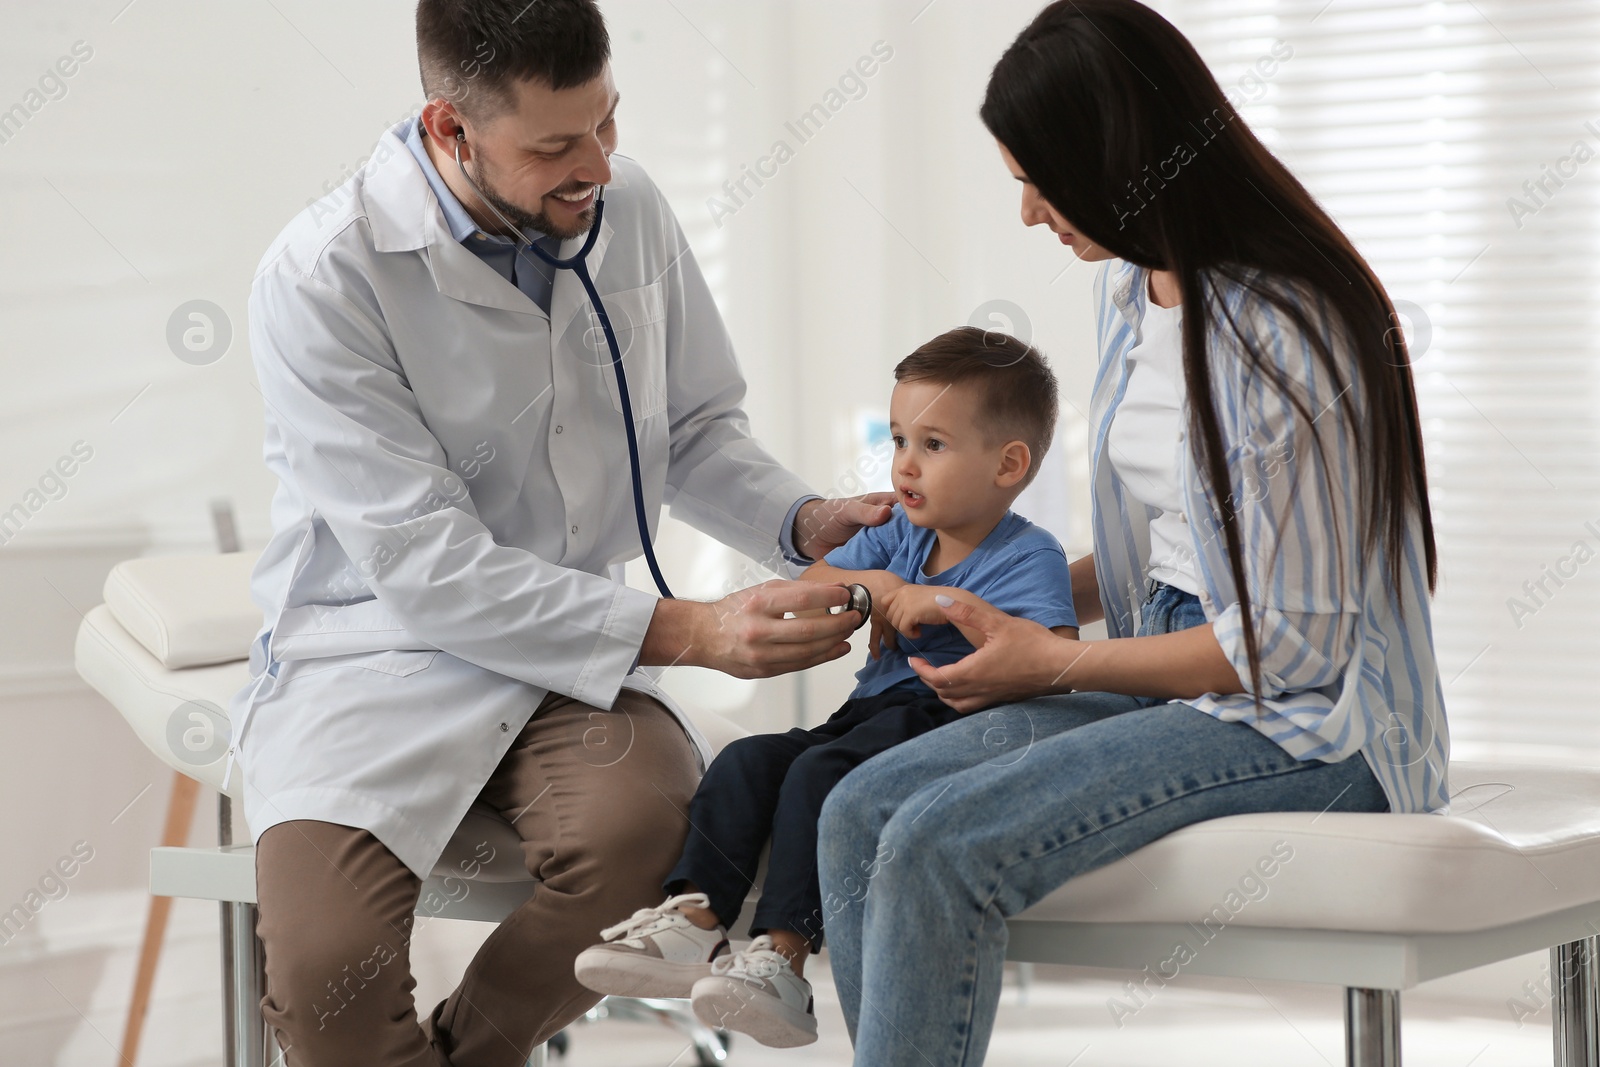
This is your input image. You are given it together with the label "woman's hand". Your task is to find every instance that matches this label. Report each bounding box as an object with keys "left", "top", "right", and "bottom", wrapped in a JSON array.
[{"left": 909, "top": 596, "right": 1085, "bottom": 713}]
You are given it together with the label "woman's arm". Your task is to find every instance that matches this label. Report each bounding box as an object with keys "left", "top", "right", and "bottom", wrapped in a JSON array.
[
  {"left": 1069, "top": 554, "right": 1103, "bottom": 626},
  {"left": 1065, "top": 627, "right": 1242, "bottom": 700},
  {"left": 907, "top": 597, "right": 1243, "bottom": 713}
]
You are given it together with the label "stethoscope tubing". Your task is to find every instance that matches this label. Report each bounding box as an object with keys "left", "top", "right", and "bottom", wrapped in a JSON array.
[{"left": 454, "top": 141, "right": 674, "bottom": 599}]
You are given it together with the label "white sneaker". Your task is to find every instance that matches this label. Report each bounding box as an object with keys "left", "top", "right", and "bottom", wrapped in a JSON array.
[
  {"left": 690, "top": 935, "right": 818, "bottom": 1048},
  {"left": 574, "top": 893, "right": 730, "bottom": 998}
]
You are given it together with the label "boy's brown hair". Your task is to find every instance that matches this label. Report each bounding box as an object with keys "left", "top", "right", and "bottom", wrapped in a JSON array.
[{"left": 893, "top": 326, "right": 1059, "bottom": 489}]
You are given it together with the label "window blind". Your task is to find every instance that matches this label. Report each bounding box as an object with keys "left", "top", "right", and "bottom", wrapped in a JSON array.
[{"left": 1163, "top": 0, "right": 1600, "bottom": 764}]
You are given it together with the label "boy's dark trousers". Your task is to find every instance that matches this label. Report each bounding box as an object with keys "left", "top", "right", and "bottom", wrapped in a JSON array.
[{"left": 663, "top": 684, "right": 964, "bottom": 950}]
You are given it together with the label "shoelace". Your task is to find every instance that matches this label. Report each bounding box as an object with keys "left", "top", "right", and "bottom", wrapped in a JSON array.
[
  {"left": 709, "top": 934, "right": 786, "bottom": 979},
  {"left": 600, "top": 892, "right": 712, "bottom": 942}
]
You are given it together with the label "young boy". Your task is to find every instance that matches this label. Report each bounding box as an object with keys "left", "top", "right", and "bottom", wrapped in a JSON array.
[{"left": 573, "top": 326, "right": 1078, "bottom": 1047}]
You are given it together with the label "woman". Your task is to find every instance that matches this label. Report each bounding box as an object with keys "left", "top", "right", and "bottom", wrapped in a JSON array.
[{"left": 815, "top": 2, "right": 1449, "bottom": 1064}]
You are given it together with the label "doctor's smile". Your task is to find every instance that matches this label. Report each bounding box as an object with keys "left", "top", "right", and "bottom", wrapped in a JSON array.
[{"left": 429, "top": 63, "right": 621, "bottom": 242}]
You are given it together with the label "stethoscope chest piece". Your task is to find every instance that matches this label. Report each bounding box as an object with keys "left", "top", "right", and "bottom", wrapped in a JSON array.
[{"left": 845, "top": 583, "right": 872, "bottom": 630}]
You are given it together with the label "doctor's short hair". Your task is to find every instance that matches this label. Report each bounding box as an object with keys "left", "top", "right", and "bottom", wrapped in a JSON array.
[
  {"left": 416, "top": 0, "right": 609, "bottom": 119},
  {"left": 894, "top": 327, "right": 1060, "bottom": 490}
]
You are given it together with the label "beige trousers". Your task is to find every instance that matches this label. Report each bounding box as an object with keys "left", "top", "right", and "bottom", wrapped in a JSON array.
[{"left": 253, "top": 689, "right": 701, "bottom": 1066}]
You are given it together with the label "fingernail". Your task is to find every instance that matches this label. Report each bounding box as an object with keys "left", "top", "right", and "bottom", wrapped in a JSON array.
[{"left": 935, "top": 594, "right": 954, "bottom": 607}]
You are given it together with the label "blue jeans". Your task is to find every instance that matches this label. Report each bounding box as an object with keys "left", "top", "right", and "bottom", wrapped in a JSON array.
[{"left": 816, "top": 581, "right": 1390, "bottom": 1067}]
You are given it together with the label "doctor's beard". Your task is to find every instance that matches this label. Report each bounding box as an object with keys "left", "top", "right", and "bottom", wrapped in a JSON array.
[{"left": 470, "top": 155, "right": 596, "bottom": 241}]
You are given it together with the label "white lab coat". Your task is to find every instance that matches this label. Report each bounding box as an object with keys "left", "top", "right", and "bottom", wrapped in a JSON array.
[{"left": 233, "top": 117, "right": 815, "bottom": 879}]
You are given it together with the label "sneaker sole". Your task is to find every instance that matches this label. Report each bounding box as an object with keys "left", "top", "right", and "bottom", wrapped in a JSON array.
[
  {"left": 574, "top": 949, "right": 712, "bottom": 999},
  {"left": 690, "top": 976, "right": 818, "bottom": 1048}
]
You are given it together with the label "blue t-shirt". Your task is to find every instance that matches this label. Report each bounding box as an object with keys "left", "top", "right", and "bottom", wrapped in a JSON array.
[{"left": 823, "top": 508, "right": 1077, "bottom": 698}]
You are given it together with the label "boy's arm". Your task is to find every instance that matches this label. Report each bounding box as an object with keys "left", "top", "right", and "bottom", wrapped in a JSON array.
[
  {"left": 802, "top": 562, "right": 909, "bottom": 660},
  {"left": 886, "top": 586, "right": 1080, "bottom": 651},
  {"left": 887, "top": 536, "right": 1081, "bottom": 645},
  {"left": 800, "top": 561, "right": 907, "bottom": 605}
]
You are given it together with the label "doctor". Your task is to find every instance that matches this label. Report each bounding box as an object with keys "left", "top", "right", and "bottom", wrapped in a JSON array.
[{"left": 237, "top": 2, "right": 888, "bottom": 1064}]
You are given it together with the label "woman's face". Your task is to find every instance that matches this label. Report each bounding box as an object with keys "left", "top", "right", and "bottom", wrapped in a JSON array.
[{"left": 997, "top": 140, "right": 1114, "bottom": 263}]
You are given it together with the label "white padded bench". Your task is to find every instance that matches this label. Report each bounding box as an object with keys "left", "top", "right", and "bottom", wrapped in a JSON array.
[{"left": 77, "top": 554, "right": 1600, "bottom": 1066}]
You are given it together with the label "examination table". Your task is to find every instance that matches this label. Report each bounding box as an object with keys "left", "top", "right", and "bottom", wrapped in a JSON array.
[{"left": 75, "top": 552, "right": 1600, "bottom": 1066}]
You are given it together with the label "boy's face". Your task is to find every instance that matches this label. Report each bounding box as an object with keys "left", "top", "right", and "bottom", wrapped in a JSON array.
[{"left": 889, "top": 378, "right": 1029, "bottom": 531}]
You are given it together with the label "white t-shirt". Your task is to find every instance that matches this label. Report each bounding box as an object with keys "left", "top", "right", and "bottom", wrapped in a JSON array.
[{"left": 1106, "top": 297, "right": 1202, "bottom": 594}]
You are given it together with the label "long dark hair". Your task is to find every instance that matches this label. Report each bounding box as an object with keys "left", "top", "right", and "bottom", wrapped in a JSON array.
[{"left": 981, "top": 0, "right": 1437, "bottom": 697}]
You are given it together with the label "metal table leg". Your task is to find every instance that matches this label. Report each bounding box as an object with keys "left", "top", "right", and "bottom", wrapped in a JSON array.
[
  {"left": 222, "top": 900, "right": 267, "bottom": 1067},
  {"left": 1345, "top": 987, "right": 1400, "bottom": 1067},
  {"left": 218, "top": 793, "right": 268, "bottom": 1067},
  {"left": 1553, "top": 937, "right": 1600, "bottom": 1067}
]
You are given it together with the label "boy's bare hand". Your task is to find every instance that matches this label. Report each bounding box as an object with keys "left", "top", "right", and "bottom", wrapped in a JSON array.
[
  {"left": 871, "top": 583, "right": 985, "bottom": 658},
  {"left": 882, "top": 585, "right": 963, "bottom": 644},
  {"left": 860, "top": 574, "right": 909, "bottom": 660}
]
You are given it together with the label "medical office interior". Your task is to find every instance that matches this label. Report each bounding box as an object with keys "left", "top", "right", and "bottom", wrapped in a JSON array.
[{"left": 1, "top": 0, "right": 1597, "bottom": 1064}]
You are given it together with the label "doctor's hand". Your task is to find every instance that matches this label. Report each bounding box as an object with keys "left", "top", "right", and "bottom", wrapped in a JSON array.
[
  {"left": 792, "top": 494, "right": 898, "bottom": 562},
  {"left": 642, "top": 581, "right": 864, "bottom": 679},
  {"left": 909, "top": 596, "right": 1086, "bottom": 713}
]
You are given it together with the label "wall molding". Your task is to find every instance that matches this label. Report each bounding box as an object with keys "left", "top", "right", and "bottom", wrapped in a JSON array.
[
  {"left": 0, "top": 519, "right": 224, "bottom": 556},
  {"left": 0, "top": 663, "right": 87, "bottom": 700}
]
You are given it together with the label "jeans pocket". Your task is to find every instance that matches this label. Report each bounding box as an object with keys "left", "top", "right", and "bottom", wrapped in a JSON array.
[
  {"left": 1139, "top": 582, "right": 1206, "bottom": 637},
  {"left": 1137, "top": 582, "right": 1173, "bottom": 637},
  {"left": 1172, "top": 597, "right": 1210, "bottom": 633}
]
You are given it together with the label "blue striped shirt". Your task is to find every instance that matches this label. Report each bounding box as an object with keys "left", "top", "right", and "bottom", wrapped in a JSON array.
[{"left": 1090, "top": 260, "right": 1450, "bottom": 815}]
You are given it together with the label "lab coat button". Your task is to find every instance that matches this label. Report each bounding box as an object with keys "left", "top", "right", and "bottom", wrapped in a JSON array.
[
  {"left": 555, "top": 425, "right": 563, "bottom": 434},
  {"left": 500, "top": 722, "right": 508, "bottom": 732},
  {"left": 571, "top": 525, "right": 579, "bottom": 535}
]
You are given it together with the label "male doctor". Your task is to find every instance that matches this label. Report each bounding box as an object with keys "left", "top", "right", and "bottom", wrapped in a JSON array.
[{"left": 237, "top": 2, "right": 889, "bottom": 1063}]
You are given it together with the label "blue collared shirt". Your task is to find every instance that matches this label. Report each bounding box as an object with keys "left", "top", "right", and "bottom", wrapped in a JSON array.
[
  {"left": 1090, "top": 259, "right": 1450, "bottom": 815},
  {"left": 403, "top": 118, "right": 560, "bottom": 313},
  {"left": 402, "top": 118, "right": 817, "bottom": 567}
]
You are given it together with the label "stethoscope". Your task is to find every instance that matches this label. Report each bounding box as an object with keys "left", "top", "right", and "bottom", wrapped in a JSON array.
[
  {"left": 449, "top": 130, "right": 874, "bottom": 627},
  {"left": 454, "top": 130, "right": 675, "bottom": 599}
]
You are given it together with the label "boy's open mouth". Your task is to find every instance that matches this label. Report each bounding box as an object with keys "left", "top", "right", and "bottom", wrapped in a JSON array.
[{"left": 900, "top": 486, "right": 925, "bottom": 508}]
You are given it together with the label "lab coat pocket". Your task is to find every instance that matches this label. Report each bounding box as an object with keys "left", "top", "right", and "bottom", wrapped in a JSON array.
[
  {"left": 579, "top": 281, "right": 668, "bottom": 419},
  {"left": 285, "top": 649, "right": 442, "bottom": 684},
  {"left": 364, "top": 649, "right": 442, "bottom": 677}
]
